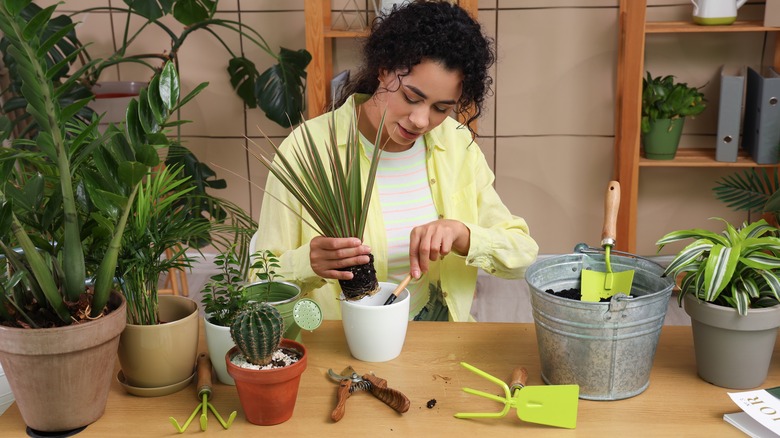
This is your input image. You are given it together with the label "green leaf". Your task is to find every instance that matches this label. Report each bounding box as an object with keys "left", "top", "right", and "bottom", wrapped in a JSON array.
[
  {"left": 702, "top": 244, "right": 738, "bottom": 301},
  {"left": 137, "top": 88, "right": 159, "bottom": 135},
  {"left": 21, "top": 3, "right": 55, "bottom": 41},
  {"left": 159, "top": 61, "right": 180, "bottom": 110},
  {"left": 123, "top": 0, "right": 174, "bottom": 21},
  {"left": 255, "top": 47, "right": 311, "bottom": 128},
  {"left": 118, "top": 160, "right": 149, "bottom": 187},
  {"left": 4, "top": 0, "right": 32, "bottom": 16},
  {"left": 125, "top": 98, "right": 145, "bottom": 147},
  {"left": 228, "top": 57, "right": 259, "bottom": 108},
  {"left": 171, "top": 0, "right": 215, "bottom": 26}
]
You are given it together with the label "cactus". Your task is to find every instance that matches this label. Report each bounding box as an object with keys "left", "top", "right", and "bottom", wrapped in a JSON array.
[{"left": 230, "top": 302, "right": 285, "bottom": 366}]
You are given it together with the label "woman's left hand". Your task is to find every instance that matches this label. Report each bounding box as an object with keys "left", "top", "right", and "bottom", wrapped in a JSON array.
[{"left": 408, "top": 219, "right": 470, "bottom": 279}]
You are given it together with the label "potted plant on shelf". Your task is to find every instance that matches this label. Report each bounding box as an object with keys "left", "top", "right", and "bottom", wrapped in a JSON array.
[
  {"left": 641, "top": 72, "right": 707, "bottom": 160},
  {"left": 0, "top": 2, "right": 186, "bottom": 432},
  {"left": 657, "top": 217, "right": 780, "bottom": 389},
  {"left": 226, "top": 302, "right": 307, "bottom": 426}
]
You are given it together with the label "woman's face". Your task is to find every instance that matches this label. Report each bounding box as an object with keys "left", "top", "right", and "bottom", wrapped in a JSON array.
[{"left": 372, "top": 59, "right": 463, "bottom": 151}]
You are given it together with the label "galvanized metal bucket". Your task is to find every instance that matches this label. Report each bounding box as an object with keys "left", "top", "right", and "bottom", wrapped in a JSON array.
[{"left": 525, "top": 251, "right": 674, "bottom": 400}]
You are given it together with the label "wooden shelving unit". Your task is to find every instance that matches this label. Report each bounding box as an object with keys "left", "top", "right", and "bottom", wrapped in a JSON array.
[
  {"left": 614, "top": 0, "right": 780, "bottom": 252},
  {"left": 304, "top": 0, "right": 478, "bottom": 119}
]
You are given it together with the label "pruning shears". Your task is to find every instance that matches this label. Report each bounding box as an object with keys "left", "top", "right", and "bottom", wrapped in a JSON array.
[{"left": 326, "top": 366, "right": 410, "bottom": 422}]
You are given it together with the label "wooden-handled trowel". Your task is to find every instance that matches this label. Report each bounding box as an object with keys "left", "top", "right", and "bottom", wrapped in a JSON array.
[
  {"left": 581, "top": 181, "right": 635, "bottom": 301},
  {"left": 454, "top": 362, "right": 579, "bottom": 429}
]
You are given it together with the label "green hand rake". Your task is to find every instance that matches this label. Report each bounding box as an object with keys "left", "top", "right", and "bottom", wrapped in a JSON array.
[{"left": 170, "top": 353, "right": 236, "bottom": 432}]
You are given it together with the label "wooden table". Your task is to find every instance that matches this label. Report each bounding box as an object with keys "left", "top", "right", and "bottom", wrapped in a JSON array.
[{"left": 1, "top": 321, "right": 778, "bottom": 437}]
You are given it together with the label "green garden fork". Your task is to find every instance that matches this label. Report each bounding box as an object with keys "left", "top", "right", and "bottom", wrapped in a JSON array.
[{"left": 170, "top": 353, "right": 236, "bottom": 432}]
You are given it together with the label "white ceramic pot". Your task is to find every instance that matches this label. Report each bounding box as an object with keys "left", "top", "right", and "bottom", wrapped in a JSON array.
[
  {"left": 340, "top": 282, "right": 410, "bottom": 362},
  {"left": 0, "top": 362, "right": 14, "bottom": 416},
  {"left": 204, "top": 316, "right": 235, "bottom": 385}
]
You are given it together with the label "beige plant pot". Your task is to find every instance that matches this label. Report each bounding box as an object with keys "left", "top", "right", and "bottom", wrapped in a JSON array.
[
  {"left": 0, "top": 292, "right": 126, "bottom": 433},
  {"left": 117, "top": 295, "right": 199, "bottom": 391}
]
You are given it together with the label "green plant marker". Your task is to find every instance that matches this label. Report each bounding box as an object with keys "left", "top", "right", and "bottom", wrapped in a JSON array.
[{"left": 293, "top": 299, "right": 323, "bottom": 331}]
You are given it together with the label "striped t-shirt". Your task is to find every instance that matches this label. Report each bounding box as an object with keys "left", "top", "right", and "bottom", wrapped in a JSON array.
[{"left": 361, "top": 135, "right": 438, "bottom": 317}]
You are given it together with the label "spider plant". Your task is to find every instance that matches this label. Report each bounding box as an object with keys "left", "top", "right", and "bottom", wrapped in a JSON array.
[
  {"left": 0, "top": 0, "right": 198, "bottom": 327},
  {"left": 657, "top": 218, "right": 780, "bottom": 315},
  {"left": 250, "top": 109, "right": 386, "bottom": 300}
]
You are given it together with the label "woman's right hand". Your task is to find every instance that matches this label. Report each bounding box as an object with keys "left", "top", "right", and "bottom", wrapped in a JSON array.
[{"left": 309, "top": 236, "right": 372, "bottom": 280}]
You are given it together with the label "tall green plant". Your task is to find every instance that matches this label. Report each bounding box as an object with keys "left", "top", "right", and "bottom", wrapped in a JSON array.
[
  {"left": 118, "top": 164, "right": 212, "bottom": 325},
  {"left": 713, "top": 168, "right": 780, "bottom": 223},
  {"left": 657, "top": 218, "right": 780, "bottom": 315},
  {"left": 0, "top": 0, "right": 201, "bottom": 327}
]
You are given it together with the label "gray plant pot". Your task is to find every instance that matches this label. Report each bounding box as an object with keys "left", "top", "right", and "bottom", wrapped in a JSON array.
[{"left": 684, "top": 293, "right": 780, "bottom": 389}]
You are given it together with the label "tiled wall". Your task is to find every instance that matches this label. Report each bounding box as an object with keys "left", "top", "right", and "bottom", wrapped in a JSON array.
[{"left": 46, "top": 0, "right": 768, "bottom": 256}]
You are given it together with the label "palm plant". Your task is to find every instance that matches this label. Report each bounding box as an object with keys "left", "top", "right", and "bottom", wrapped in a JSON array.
[
  {"left": 657, "top": 218, "right": 780, "bottom": 315},
  {"left": 117, "top": 164, "right": 212, "bottom": 325},
  {"left": 713, "top": 168, "right": 780, "bottom": 224},
  {"left": 251, "top": 110, "right": 386, "bottom": 300},
  {"left": 0, "top": 0, "right": 197, "bottom": 327}
]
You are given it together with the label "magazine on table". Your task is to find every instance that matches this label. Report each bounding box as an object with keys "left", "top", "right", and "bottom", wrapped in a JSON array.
[{"left": 724, "top": 386, "right": 780, "bottom": 437}]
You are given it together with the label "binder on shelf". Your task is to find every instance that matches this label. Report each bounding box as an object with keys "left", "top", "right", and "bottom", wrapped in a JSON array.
[
  {"left": 716, "top": 65, "right": 746, "bottom": 162},
  {"left": 765, "top": 0, "right": 780, "bottom": 27},
  {"left": 742, "top": 66, "right": 780, "bottom": 164}
]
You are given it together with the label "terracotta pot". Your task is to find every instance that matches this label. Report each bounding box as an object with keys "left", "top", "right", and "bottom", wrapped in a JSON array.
[
  {"left": 225, "top": 339, "right": 307, "bottom": 425},
  {"left": 684, "top": 293, "right": 780, "bottom": 389},
  {"left": 118, "top": 295, "right": 199, "bottom": 390},
  {"left": 0, "top": 292, "right": 126, "bottom": 432}
]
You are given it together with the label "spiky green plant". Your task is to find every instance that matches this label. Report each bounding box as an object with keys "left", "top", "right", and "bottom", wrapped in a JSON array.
[
  {"left": 250, "top": 109, "right": 386, "bottom": 299},
  {"left": 657, "top": 218, "right": 780, "bottom": 315},
  {"left": 117, "top": 164, "right": 212, "bottom": 325},
  {"left": 230, "top": 302, "right": 284, "bottom": 366},
  {"left": 0, "top": 1, "right": 201, "bottom": 327}
]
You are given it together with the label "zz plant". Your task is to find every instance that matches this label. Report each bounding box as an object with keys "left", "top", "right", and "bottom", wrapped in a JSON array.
[
  {"left": 0, "top": 1, "right": 202, "bottom": 327},
  {"left": 657, "top": 218, "right": 780, "bottom": 315}
]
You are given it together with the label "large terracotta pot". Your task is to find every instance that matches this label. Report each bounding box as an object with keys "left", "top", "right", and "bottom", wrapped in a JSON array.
[
  {"left": 0, "top": 292, "right": 126, "bottom": 433},
  {"left": 118, "top": 295, "right": 199, "bottom": 391},
  {"left": 225, "top": 339, "right": 307, "bottom": 425}
]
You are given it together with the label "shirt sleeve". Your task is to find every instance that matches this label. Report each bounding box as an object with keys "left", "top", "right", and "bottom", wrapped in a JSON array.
[{"left": 461, "top": 146, "right": 539, "bottom": 279}]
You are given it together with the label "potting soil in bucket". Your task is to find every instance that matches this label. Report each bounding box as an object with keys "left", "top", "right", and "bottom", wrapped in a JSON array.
[{"left": 525, "top": 252, "right": 674, "bottom": 400}]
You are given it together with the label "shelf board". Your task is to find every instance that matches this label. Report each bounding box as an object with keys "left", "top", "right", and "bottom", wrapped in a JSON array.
[
  {"left": 324, "top": 29, "right": 369, "bottom": 38},
  {"left": 646, "top": 20, "right": 778, "bottom": 33},
  {"left": 640, "top": 148, "right": 780, "bottom": 167}
]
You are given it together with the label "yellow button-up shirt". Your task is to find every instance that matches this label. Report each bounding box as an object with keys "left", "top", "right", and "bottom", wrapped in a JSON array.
[{"left": 251, "top": 94, "right": 538, "bottom": 321}]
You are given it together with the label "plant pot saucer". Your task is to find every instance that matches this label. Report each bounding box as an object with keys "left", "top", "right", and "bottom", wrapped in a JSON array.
[{"left": 117, "top": 369, "right": 195, "bottom": 397}]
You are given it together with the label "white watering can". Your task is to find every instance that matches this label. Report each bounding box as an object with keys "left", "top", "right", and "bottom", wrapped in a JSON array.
[{"left": 691, "top": 0, "right": 747, "bottom": 25}]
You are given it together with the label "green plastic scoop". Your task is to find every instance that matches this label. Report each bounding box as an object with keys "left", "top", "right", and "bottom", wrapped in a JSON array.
[
  {"left": 581, "top": 181, "right": 635, "bottom": 302},
  {"left": 454, "top": 362, "right": 579, "bottom": 429}
]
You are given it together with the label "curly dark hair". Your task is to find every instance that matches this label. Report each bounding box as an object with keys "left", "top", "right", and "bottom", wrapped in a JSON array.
[{"left": 334, "top": 0, "right": 495, "bottom": 135}]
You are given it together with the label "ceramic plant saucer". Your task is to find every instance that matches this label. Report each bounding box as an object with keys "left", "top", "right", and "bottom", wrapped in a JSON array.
[{"left": 117, "top": 369, "right": 195, "bottom": 397}]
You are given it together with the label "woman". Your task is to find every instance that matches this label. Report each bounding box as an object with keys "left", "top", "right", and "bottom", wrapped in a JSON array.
[{"left": 251, "top": 0, "right": 538, "bottom": 321}]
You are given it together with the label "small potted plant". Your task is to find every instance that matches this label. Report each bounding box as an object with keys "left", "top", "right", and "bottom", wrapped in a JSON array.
[
  {"left": 225, "top": 302, "right": 307, "bottom": 426},
  {"left": 641, "top": 72, "right": 707, "bottom": 159},
  {"left": 657, "top": 218, "right": 780, "bottom": 389},
  {"left": 201, "top": 246, "right": 250, "bottom": 385}
]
